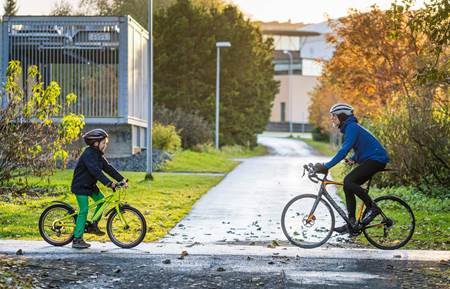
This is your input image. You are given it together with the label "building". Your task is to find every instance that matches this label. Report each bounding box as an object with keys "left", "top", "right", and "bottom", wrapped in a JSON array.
[
  {"left": 0, "top": 16, "right": 149, "bottom": 158},
  {"left": 261, "top": 21, "right": 334, "bottom": 132}
]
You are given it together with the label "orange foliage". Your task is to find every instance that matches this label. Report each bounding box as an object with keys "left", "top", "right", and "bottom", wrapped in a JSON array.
[{"left": 309, "top": 5, "right": 425, "bottom": 132}]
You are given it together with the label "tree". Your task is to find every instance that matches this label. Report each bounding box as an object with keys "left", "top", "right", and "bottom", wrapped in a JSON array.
[
  {"left": 3, "top": 0, "right": 18, "bottom": 16},
  {"left": 154, "top": 0, "right": 278, "bottom": 146},
  {"left": 79, "top": 0, "right": 224, "bottom": 28},
  {"left": 50, "top": 0, "right": 73, "bottom": 16},
  {"left": 0, "top": 61, "right": 85, "bottom": 183},
  {"left": 308, "top": 1, "right": 449, "bottom": 192}
]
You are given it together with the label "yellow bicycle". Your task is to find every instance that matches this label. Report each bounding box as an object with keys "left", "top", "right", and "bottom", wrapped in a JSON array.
[{"left": 39, "top": 180, "right": 146, "bottom": 248}]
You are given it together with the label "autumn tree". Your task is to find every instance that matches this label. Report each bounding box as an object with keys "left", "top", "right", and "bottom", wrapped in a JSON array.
[{"left": 309, "top": 0, "right": 449, "bottom": 192}]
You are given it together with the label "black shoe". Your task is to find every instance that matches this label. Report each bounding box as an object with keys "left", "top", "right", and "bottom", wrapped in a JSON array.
[
  {"left": 333, "top": 224, "right": 350, "bottom": 234},
  {"left": 361, "top": 205, "right": 381, "bottom": 226},
  {"left": 72, "top": 237, "right": 91, "bottom": 249},
  {"left": 85, "top": 221, "right": 105, "bottom": 236}
]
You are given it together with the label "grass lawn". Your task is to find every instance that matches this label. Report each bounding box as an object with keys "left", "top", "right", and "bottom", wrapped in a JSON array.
[
  {"left": 0, "top": 145, "right": 267, "bottom": 243},
  {"left": 161, "top": 145, "right": 267, "bottom": 173},
  {"left": 296, "top": 137, "right": 336, "bottom": 157},
  {"left": 295, "top": 137, "right": 450, "bottom": 250},
  {"left": 0, "top": 170, "right": 222, "bottom": 242}
]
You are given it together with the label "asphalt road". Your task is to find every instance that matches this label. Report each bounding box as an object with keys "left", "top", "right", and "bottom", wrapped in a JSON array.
[{"left": 2, "top": 252, "right": 448, "bottom": 289}]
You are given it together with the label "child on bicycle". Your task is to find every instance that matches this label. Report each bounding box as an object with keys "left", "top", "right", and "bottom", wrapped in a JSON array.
[
  {"left": 70, "top": 128, "right": 127, "bottom": 249},
  {"left": 312, "top": 103, "right": 389, "bottom": 235}
]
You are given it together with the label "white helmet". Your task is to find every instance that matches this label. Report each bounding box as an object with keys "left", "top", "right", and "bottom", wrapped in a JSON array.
[{"left": 329, "top": 103, "right": 353, "bottom": 116}]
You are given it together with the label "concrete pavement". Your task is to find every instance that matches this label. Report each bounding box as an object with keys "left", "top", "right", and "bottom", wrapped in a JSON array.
[{"left": 162, "top": 135, "right": 347, "bottom": 245}]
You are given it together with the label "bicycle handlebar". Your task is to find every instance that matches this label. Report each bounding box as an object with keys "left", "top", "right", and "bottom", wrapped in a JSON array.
[
  {"left": 112, "top": 179, "right": 129, "bottom": 192},
  {"left": 302, "top": 163, "right": 326, "bottom": 184}
]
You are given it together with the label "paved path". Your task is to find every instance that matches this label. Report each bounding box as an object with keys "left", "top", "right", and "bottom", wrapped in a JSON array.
[{"left": 162, "top": 136, "right": 346, "bottom": 245}]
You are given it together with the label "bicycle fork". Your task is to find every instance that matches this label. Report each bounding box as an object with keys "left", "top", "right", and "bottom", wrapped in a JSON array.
[{"left": 306, "top": 187, "right": 326, "bottom": 224}]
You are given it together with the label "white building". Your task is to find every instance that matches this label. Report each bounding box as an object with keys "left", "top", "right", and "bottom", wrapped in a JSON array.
[{"left": 262, "top": 22, "right": 334, "bottom": 132}]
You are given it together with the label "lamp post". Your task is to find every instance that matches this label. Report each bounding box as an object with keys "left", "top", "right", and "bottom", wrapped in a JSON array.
[
  {"left": 146, "top": 0, "right": 154, "bottom": 180},
  {"left": 283, "top": 50, "right": 293, "bottom": 134},
  {"left": 215, "top": 41, "right": 231, "bottom": 150}
]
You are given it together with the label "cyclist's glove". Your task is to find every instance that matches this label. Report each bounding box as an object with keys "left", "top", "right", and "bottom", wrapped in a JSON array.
[{"left": 313, "top": 163, "right": 328, "bottom": 174}]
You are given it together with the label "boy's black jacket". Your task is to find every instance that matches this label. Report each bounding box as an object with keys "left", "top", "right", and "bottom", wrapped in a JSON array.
[{"left": 71, "top": 146, "right": 124, "bottom": 195}]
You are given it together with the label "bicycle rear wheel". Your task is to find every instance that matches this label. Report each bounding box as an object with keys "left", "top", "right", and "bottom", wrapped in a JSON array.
[
  {"left": 39, "top": 203, "right": 76, "bottom": 246},
  {"left": 281, "top": 194, "right": 335, "bottom": 248},
  {"left": 107, "top": 205, "right": 147, "bottom": 248},
  {"left": 363, "top": 195, "right": 415, "bottom": 250}
]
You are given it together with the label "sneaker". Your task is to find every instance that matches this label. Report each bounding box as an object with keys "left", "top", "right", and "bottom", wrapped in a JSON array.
[
  {"left": 85, "top": 221, "right": 105, "bottom": 236},
  {"left": 72, "top": 237, "right": 91, "bottom": 249},
  {"left": 361, "top": 205, "right": 381, "bottom": 226}
]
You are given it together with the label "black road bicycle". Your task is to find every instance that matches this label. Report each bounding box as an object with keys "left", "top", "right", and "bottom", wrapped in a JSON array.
[{"left": 281, "top": 163, "right": 415, "bottom": 250}]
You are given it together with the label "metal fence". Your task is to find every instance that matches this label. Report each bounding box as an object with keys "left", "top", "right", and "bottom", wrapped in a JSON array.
[{"left": 0, "top": 16, "right": 149, "bottom": 124}]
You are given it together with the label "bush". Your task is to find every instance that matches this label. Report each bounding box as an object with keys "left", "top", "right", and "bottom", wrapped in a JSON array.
[
  {"left": 154, "top": 104, "right": 212, "bottom": 149},
  {"left": 311, "top": 127, "right": 330, "bottom": 142},
  {"left": 370, "top": 94, "right": 449, "bottom": 196},
  {"left": 152, "top": 122, "right": 181, "bottom": 152},
  {"left": 0, "top": 61, "right": 85, "bottom": 184}
]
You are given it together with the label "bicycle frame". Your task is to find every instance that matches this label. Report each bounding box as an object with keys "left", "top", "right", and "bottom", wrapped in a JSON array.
[
  {"left": 52, "top": 189, "right": 128, "bottom": 228},
  {"left": 307, "top": 175, "right": 386, "bottom": 230}
]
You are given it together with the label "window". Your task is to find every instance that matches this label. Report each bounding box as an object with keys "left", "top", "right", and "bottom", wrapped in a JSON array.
[{"left": 281, "top": 102, "right": 286, "bottom": 122}]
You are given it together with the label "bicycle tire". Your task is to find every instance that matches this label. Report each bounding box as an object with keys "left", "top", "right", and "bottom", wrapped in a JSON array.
[
  {"left": 363, "top": 195, "right": 415, "bottom": 250},
  {"left": 281, "top": 194, "right": 335, "bottom": 249},
  {"left": 39, "top": 203, "right": 76, "bottom": 246},
  {"left": 106, "top": 205, "right": 147, "bottom": 248}
]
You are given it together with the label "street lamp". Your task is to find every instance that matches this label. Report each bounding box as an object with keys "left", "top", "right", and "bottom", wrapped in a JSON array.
[
  {"left": 146, "top": 0, "right": 154, "bottom": 180},
  {"left": 215, "top": 41, "right": 231, "bottom": 150},
  {"left": 283, "top": 50, "right": 293, "bottom": 134}
]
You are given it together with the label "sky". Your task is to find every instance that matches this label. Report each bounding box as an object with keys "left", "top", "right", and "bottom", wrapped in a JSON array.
[{"left": 10, "top": 0, "right": 426, "bottom": 24}]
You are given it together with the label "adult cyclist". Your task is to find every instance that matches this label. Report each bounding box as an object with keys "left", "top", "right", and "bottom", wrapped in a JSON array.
[{"left": 312, "top": 103, "right": 389, "bottom": 234}]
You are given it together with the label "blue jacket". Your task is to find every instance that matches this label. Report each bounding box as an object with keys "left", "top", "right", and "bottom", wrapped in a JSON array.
[{"left": 324, "top": 116, "right": 389, "bottom": 169}]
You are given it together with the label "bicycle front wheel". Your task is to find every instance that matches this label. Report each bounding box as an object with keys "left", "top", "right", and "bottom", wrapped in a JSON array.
[
  {"left": 363, "top": 195, "right": 415, "bottom": 250},
  {"left": 107, "top": 205, "right": 147, "bottom": 248},
  {"left": 281, "top": 194, "right": 335, "bottom": 248}
]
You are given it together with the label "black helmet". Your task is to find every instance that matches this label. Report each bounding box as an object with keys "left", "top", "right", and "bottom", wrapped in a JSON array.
[{"left": 83, "top": 128, "right": 108, "bottom": 146}]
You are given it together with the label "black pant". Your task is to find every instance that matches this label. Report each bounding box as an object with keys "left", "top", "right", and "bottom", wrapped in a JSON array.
[{"left": 343, "top": 159, "right": 386, "bottom": 220}]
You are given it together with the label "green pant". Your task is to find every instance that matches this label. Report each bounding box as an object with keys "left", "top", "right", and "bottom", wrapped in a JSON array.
[{"left": 74, "top": 192, "right": 105, "bottom": 238}]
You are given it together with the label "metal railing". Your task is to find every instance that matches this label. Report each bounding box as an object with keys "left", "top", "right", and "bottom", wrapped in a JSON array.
[{"left": 2, "top": 17, "right": 121, "bottom": 118}]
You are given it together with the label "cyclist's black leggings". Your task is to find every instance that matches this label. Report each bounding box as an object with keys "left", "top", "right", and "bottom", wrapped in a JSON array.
[{"left": 343, "top": 159, "right": 386, "bottom": 220}]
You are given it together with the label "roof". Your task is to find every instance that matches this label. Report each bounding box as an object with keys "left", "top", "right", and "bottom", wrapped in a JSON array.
[{"left": 262, "top": 29, "right": 320, "bottom": 37}]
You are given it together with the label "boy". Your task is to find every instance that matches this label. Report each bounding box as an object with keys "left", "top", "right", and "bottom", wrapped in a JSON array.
[{"left": 71, "top": 128, "right": 127, "bottom": 249}]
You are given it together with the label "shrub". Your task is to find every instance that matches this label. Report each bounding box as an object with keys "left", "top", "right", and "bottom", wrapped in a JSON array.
[
  {"left": 154, "top": 104, "right": 212, "bottom": 149},
  {"left": 311, "top": 127, "right": 330, "bottom": 142},
  {"left": 152, "top": 122, "right": 181, "bottom": 152},
  {"left": 0, "top": 61, "right": 85, "bottom": 184}
]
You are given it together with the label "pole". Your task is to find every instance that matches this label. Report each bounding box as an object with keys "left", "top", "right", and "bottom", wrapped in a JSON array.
[
  {"left": 287, "top": 51, "right": 293, "bottom": 134},
  {"left": 145, "top": 0, "right": 154, "bottom": 180},
  {"left": 215, "top": 47, "right": 220, "bottom": 150}
]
